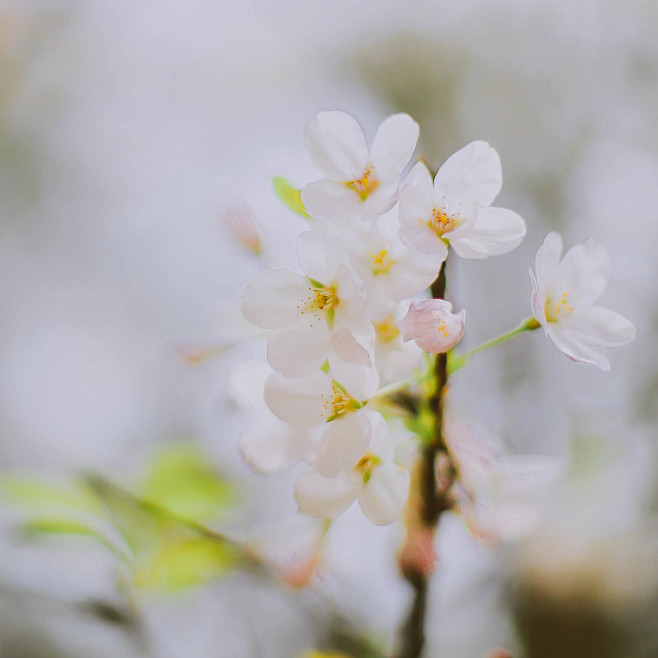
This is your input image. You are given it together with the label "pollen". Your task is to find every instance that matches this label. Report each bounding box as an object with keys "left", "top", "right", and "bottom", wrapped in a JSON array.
[
  {"left": 426, "top": 205, "right": 459, "bottom": 237},
  {"left": 346, "top": 165, "right": 379, "bottom": 202}
]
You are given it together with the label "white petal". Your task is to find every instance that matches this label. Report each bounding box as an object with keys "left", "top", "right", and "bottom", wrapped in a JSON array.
[
  {"left": 328, "top": 329, "right": 379, "bottom": 401},
  {"left": 375, "top": 334, "right": 423, "bottom": 385},
  {"left": 545, "top": 322, "right": 611, "bottom": 371},
  {"left": 529, "top": 268, "right": 548, "bottom": 329},
  {"left": 295, "top": 468, "right": 360, "bottom": 520},
  {"left": 558, "top": 306, "right": 637, "bottom": 351},
  {"left": 241, "top": 268, "right": 311, "bottom": 328},
  {"left": 264, "top": 371, "right": 331, "bottom": 426},
  {"left": 449, "top": 206, "right": 526, "bottom": 259},
  {"left": 296, "top": 230, "right": 349, "bottom": 284},
  {"left": 556, "top": 239, "right": 609, "bottom": 305},
  {"left": 398, "top": 163, "right": 435, "bottom": 227},
  {"left": 332, "top": 264, "right": 371, "bottom": 334},
  {"left": 267, "top": 322, "right": 330, "bottom": 377},
  {"left": 370, "top": 114, "right": 419, "bottom": 181},
  {"left": 329, "top": 327, "right": 373, "bottom": 368},
  {"left": 227, "top": 359, "right": 272, "bottom": 409},
  {"left": 240, "top": 415, "right": 302, "bottom": 473},
  {"left": 303, "top": 111, "right": 370, "bottom": 181},
  {"left": 366, "top": 410, "right": 393, "bottom": 462},
  {"left": 534, "top": 231, "right": 563, "bottom": 294},
  {"left": 433, "top": 141, "right": 502, "bottom": 207},
  {"left": 301, "top": 179, "right": 365, "bottom": 221},
  {"left": 399, "top": 299, "right": 465, "bottom": 354},
  {"left": 358, "top": 463, "right": 410, "bottom": 525},
  {"left": 315, "top": 409, "right": 372, "bottom": 478},
  {"left": 495, "top": 454, "right": 562, "bottom": 493}
]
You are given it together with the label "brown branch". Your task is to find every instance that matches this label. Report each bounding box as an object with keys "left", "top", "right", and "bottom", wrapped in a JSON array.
[{"left": 395, "top": 259, "right": 454, "bottom": 658}]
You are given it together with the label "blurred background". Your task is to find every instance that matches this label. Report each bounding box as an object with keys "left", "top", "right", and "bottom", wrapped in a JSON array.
[{"left": 0, "top": 0, "right": 657, "bottom": 656}]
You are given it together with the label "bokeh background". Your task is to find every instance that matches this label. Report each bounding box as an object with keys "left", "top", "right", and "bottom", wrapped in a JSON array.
[{"left": 0, "top": 1, "right": 657, "bottom": 656}]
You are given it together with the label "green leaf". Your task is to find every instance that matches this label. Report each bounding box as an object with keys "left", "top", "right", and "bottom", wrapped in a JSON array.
[
  {"left": 273, "top": 177, "right": 310, "bottom": 219},
  {"left": 134, "top": 537, "right": 239, "bottom": 592},
  {"left": 140, "top": 443, "right": 234, "bottom": 523},
  {"left": 0, "top": 477, "right": 100, "bottom": 514}
]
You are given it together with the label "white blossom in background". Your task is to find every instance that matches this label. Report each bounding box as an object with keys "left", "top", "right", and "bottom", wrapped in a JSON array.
[
  {"left": 294, "top": 412, "right": 410, "bottom": 525},
  {"left": 228, "top": 360, "right": 320, "bottom": 472},
  {"left": 399, "top": 298, "right": 466, "bottom": 354},
  {"left": 241, "top": 231, "right": 371, "bottom": 378},
  {"left": 398, "top": 141, "right": 526, "bottom": 262},
  {"left": 529, "top": 232, "right": 637, "bottom": 371},
  {"left": 444, "top": 418, "right": 561, "bottom": 543},
  {"left": 301, "top": 111, "right": 419, "bottom": 221}
]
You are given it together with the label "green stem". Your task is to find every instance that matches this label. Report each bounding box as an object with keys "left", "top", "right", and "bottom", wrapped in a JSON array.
[
  {"left": 368, "top": 375, "right": 417, "bottom": 403},
  {"left": 448, "top": 316, "right": 540, "bottom": 374}
]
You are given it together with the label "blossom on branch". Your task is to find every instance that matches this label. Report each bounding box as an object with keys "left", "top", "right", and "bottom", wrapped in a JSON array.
[
  {"left": 529, "top": 232, "right": 636, "bottom": 371},
  {"left": 398, "top": 141, "right": 526, "bottom": 262},
  {"left": 301, "top": 111, "right": 419, "bottom": 221}
]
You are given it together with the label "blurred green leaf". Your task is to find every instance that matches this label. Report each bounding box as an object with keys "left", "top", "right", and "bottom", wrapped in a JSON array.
[
  {"left": 273, "top": 177, "right": 310, "bottom": 219},
  {"left": 140, "top": 443, "right": 234, "bottom": 523},
  {"left": 134, "top": 536, "right": 239, "bottom": 592},
  {"left": 0, "top": 477, "right": 100, "bottom": 513}
]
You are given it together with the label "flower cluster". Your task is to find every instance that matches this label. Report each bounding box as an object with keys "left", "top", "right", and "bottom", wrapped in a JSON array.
[{"left": 239, "top": 110, "right": 635, "bottom": 527}]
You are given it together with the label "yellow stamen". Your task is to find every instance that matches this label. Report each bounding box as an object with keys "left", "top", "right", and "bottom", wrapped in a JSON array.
[
  {"left": 369, "top": 248, "right": 394, "bottom": 275},
  {"left": 346, "top": 165, "right": 379, "bottom": 202},
  {"left": 545, "top": 289, "right": 577, "bottom": 322},
  {"left": 374, "top": 315, "right": 400, "bottom": 342},
  {"left": 321, "top": 380, "right": 362, "bottom": 422},
  {"left": 426, "top": 205, "right": 459, "bottom": 238},
  {"left": 354, "top": 451, "right": 382, "bottom": 484}
]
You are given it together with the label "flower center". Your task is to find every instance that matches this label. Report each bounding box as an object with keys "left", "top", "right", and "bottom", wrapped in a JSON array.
[
  {"left": 298, "top": 283, "right": 338, "bottom": 327},
  {"left": 369, "top": 247, "right": 394, "bottom": 275},
  {"left": 346, "top": 165, "right": 379, "bottom": 202},
  {"left": 354, "top": 451, "right": 382, "bottom": 484},
  {"left": 426, "top": 205, "right": 460, "bottom": 238},
  {"left": 374, "top": 315, "right": 400, "bottom": 342},
  {"left": 545, "top": 290, "right": 578, "bottom": 323},
  {"left": 321, "top": 380, "right": 363, "bottom": 422}
]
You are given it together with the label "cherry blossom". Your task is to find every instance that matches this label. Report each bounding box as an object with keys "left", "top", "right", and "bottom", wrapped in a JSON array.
[
  {"left": 398, "top": 141, "right": 526, "bottom": 262},
  {"left": 294, "top": 412, "right": 410, "bottom": 525},
  {"left": 529, "top": 232, "right": 636, "bottom": 371},
  {"left": 241, "top": 232, "right": 371, "bottom": 378},
  {"left": 301, "top": 111, "right": 419, "bottom": 222},
  {"left": 399, "top": 299, "right": 465, "bottom": 354}
]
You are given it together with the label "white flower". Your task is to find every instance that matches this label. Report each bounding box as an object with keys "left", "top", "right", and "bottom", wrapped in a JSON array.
[
  {"left": 301, "top": 111, "right": 419, "bottom": 222},
  {"left": 398, "top": 141, "right": 526, "bottom": 262},
  {"left": 399, "top": 299, "right": 465, "bottom": 354},
  {"left": 264, "top": 360, "right": 381, "bottom": 477},
  {"left": 241, "top": 232, "right": 371, "bottom": 378},
  {"left": 343, "top": 210, "right": 441, "bottom": 316},
  {"left": 529, "top": 232, "right": 637, "bottom": 371},
  {"left": 294, "top": 413, "right": 410, "bottom": 525}
]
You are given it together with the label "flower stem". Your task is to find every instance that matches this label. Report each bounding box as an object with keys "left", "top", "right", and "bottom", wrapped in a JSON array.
[{"left": 448, "top": 316, "right": 540, "bottom": 374}]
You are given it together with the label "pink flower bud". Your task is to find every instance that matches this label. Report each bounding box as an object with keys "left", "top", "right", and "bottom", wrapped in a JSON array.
[
  {"left": 220, "top": 203, "right": 263, "bottom": 254},
  {"left": 399, "top": 299, "right": 465, "bottom": 354}
]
